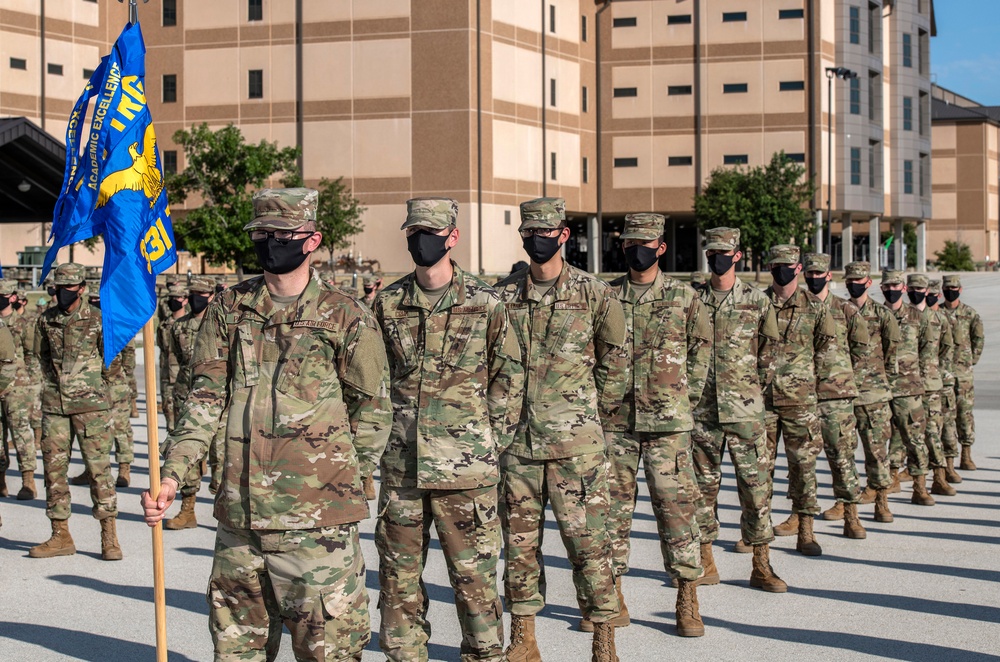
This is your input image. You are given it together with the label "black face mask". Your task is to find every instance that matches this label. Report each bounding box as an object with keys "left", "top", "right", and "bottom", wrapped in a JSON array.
[
  {"left": 805, "top": 276, "right": 827, "bottom": 295},
  {"left": 46, "top": 287, "right": 57, "bottom": 297},
  {"left": 0, "top": 296, "right": 11, "bottom": 312},
  {"left": 908, "top": 291, "right": 926, "bottom": 306},
  {"left": 189, "top": 294, "right": 211, "bottom": 315},
  {"left": 88, "top": 297, "right": 101, "bottom": 308},
  {"left": 771, "top": 265, "right": 798, "bottom": 287},
  {"left": 56, "top": 288, "right": 80, "bottom": 311},
  {"left": 926, "top": 294, "right": 939, "bottom": 307},
  {"left": 846, "top": 282, "right": 868, "bottom": 299},
  {"left": 253, "top": 236, "right": 312, "bottom": 275},
  {"left": 363, "top": 287, "right": 375, "bottom": 295},
  {"left": 624, "top": 245, "right": 660, "bottom": 273},
  {"left": 522, "top": 234, "right": 563, "bottom": 264},
  {"left": 215, "top": 284, "right": 225, "bottom": 294},
  {"left": 707, "top": 253, "right": 735, "bottom": 276},
  {"left": 167, "top": 298, "right": 185, "bottom": 312},
  {"left": 406, "top": 230, "right": 451, "bottom": 268},
  {"left": 13, "top": 301, "right": 23, "bottom": 311},
  {"left": 883, "top": 289, "right": 903, "bottom": 304},
  {"left": 943, "top": 289, "right": 960, "bottom": 302}
]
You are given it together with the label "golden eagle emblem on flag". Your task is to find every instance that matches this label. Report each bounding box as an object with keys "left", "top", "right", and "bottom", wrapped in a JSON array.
[{"left": 96, "top": 122, "right": 164, "bottom": 209}]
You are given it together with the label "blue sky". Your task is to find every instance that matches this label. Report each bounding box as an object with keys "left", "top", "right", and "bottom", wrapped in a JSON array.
[{"left": 932, "top": 1, "right": 1000, "bottom": 104}]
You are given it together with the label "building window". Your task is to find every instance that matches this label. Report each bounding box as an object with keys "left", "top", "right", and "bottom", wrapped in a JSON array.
[
  {"left": 550, "top": 152, "right": 557, "bottom": 180},
  {"left": 163, "top": 0, "right": 177, "bottom": 26},
  {"left": 868, "top": 71, "right": 879, "bottom": 121},
  {"left": 787, "top": 153, "right": 806, "bottom": 163},
  {"left": 613, "top": 87, "right": 638, "bottom": 98},
  {"left": 582, "top": 86, "right": 588, "bottom": 112},
  {"left": 667, "top": 14, "right": 692, "bottom": 25},
  {"left": 162, "top": 74, "right": 177, "bottom": 103},
  {"left": 83, "top": 68, "right": 94, "bottom": 79},
  {"left": 850, "top": 78, "right": 861, "bottom": 114},
  {"left": 583, "top": 157, "right": 589, "bottom": 183},
  {"left": 668, "top": 85, "right": 692, "bottom": 95},
  {"left": 549, "top": 5, "right": 556, "bottom": 33},
  {"left": 850, "top": 148, "right": 862, "bottom": 185},
  {"left": 581, "top": 15, "right": 587, "bottom": 42},
  {"left": 248, "top": 0, "right": 263, "bottom": 22},
  {"left": 47, "top": 63, "right": 63, "bottom": 76},
  {"left": 163, "top": 150, "right": 178, "bottom": 175},
  {"left": 724, "top": 154, "right": 748, "bottom": 165},
  {"left": 903, "top": 160, "right": 913, "bottom": 194},
  {"left": 849, "top": 6, "right": 860, "bottom": 44},
  {"left": 869, "top": 141, "right": 878, "bottom": 189},
  {"left": 550, "top": 79, "right": 557, "bottom": 107},
  {"left": 504, "top": 210, "right": 512, "bottom": 226},
  {"left": 722, "top": 11, "right": 747, "bottom": 22},
  {"left": 723, "top": 83, "right": 748, "bottom": 94},
  {"left": 248, "top": 69, "right": 263, "bottom": 99},
  {"left": 902, "top": 33, "right": 912, "bottom": 67},
  {"left": 668, "top": 156, "right": 693, "bottom": 166},
  {"left": 779, "top": 81, "right": 805, "bottom": 91},
  {"left": 10, "top": 57, "right": 27, "bottom": 70},
  {"left": 920, "top": 153, "right": 929, "bottom": 197},
  {"left": 612, "top": 17, "right": 637, "bottom": 28},
  {"left": 903, "top": 97, "right": 912, "bottom": 131},
  {"left": 614, "top": 158, "right": 638, "bottom": 168},
  {"left": 778, "top": 9, "right": 804, "bottom": 19},
  {"left": 868, "top": 3, "right": 879, "bottom": 54}
]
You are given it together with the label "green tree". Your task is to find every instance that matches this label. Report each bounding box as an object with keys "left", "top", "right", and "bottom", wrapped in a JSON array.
[
  {"left": 934, "top": 240, "right": 976, "bottom": 271},
  {"left": 166, "top": 123, "right": 300, "bottom": 277},
  {"left": 694, "top": 152, "right": 817, "bottom": 273},
  {"left": 280, "top": 172, "right": 366, "bottom": 263}
]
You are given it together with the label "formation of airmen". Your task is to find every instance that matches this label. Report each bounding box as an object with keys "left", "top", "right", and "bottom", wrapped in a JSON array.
[{"left": 0, "top": 188, "right": 986, "bottom": 662}]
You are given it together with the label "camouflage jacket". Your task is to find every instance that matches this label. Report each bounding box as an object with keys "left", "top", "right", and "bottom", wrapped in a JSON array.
[
  {"left": 763, "top": 286, "right": 836, "bottom": 408},
  {"left": 0, "top": 319, "right": 15, "bottom": 396},
  {"left": 886, "top": 303, "right": 924, "bottom": 398},
  {"left": 162, "top": 270, "right": 392, "bottom": 531},
  {"left": 852, "top": 298, "right": 899, "bottom": 405},
  {"left": 934, "top": 309, "right": 957, "bottom": 387},
  {"left": 374, "top": 263, "right": 524, "bottom": 490},
  {"left": 694, "top": 277, "right": 779, "bottom": 424},
  {"left": 35, "top": 300, "right": 112, "bottom": 415},
  {"left": 157, "top": 315, "right": 181, "bottom": 385},
  {"left": 170, "top": 314, "right": 205, "bottom": 403},
  {"left": 608, "top": 272, "right": 712, "bottom": 433},
  {"left": 106, "top": 341, "right": 135, "bottom": 404},
  {"left": 495, "top": 262, "right": 628, "bottom": 459},
  {"left": 10, "top": 312, "right": 40, "bottom": 388},
  {"left": 919, "top": 307, "right": 953, "bottom": 393},
  {"left": 816, "top": 295, "right": 868, "bottom": 401},
  {"left": 942, "top": 301, "right": 984, "bottom": 380}
]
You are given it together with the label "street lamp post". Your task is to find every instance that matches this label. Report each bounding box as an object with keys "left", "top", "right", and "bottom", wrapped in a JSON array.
[{"left": 825, "top": 66, "right": 858, "bottom": 256}]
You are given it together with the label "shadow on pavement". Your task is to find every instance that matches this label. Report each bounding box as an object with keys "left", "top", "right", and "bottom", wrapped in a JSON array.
[
  {"left": 815, "top": 553, "right": 1000, "bottom": 584},
  {"left": 0, "top": 621, "right": 198, "bottom": 662},
  {"left": 791, "top": 586, "right": 1000, "bottom": 624},
  {"left": 49, "top": 574, "right": 208, "bottom": 616}
]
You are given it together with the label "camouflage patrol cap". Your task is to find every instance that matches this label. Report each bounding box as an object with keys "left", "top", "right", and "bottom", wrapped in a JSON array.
[
  {"left": 845, "top": 261, "right": 871, "bottom": 280},
  {"left": 690, "top": 272, "right": 710, "bottom": 286},
  {"left": 803, "top": 252, "right": 830, "bottom": 273},
  {"left": 768, "top": 244, "right": 800, "bottom": 265},
  {"left": 165, "top": 274, "right": 182, "bottom": 286},
  {"left": 518, "top": 197, "right": 566, "bottom": 230},
  {"left": 907, "top": 273, "right": 929, "bottom": 289},
  {"left": 187, "top": 276, "right": 216, "bottom": 294},
  {"left": 928, "top": 279, "right": 942, "bottom": 295},
  {"left": 53, "top": 263, "right": 87, "bottom": 286},
  {"left": 244, "top": 188, "right": 318, "bottom": 230},
  {"left": 621, "top": 213, "right": 665, "bottom": 241},
  {"left": 362, "top": 273, "right": 382, "bottom": 286},
  {"left": 0, "top": 279, "right": 16, "bottom": 295},
  {"left": 704, "top": 227, "right": 740, "bottom": 251},
  {"left": 401, "top": 197, "right": 459, "bottom": 230},
  {"left": 881, "top": 269, "right": 905, "bottom": 286},
  {"left": 943, "top": 275, "right": 962, "bottom": 288},
  {"left": 167, "top": 283, "right": 188, "bottom": 297},
  {"left": 86, "top": 279, "right": 101, "bottom": 290}
]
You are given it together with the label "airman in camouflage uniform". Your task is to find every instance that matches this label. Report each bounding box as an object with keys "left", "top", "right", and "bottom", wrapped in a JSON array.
[
  {"left": 604, "top": 213, "right": 710, "bottom": 638},
  {"left": 689, "top": 272, "right": 710, "bottom": 293},
  {"left": 691, "top": 228, "right": 786, "bottom": 593},
  {"left": 362, "top": 272, "right": 383, "bottom": 308},
  {"left": 372, "top": 197, "right": 524, "bottom": 662},
  {"left": 157, "top": 274, "right": 184, "bottom": 324},
  {"left": 941, "top": 274, "right": 984, "bottom": 472},
  {"left": 143, "top": 189, "right": 392, "bottom": 662},
  {"left": 844, "top": 262, "right": 898, "bottom": 523},
  {"left": 763, "top": 245, "right": 836, "bottom": 557},
  {"left": 927, "top": 280, "right": 961, "bottom": 485},
  {"left": 157, "top": 282, "right": 188, "bottom": 431},
  {"left": 880, "top": 270, "right": 934, "bottom": 506},
  {"left": 15, "top": 289, "right": 43, "bottom": 448},
  {"left": 802, "top": 255, "right": 866, "bottom": 538},
  {"left": 0, "top": 319, "right": 15, "bottom": 529},
  {"left": 494, "top": 197, "right": 627, "bottom": 662},
  {"left": 29, "top": 264, "right": 121, "bottom": 561},
  {"left": 0, "top": 279, "right": 38, "bottom": 500}
]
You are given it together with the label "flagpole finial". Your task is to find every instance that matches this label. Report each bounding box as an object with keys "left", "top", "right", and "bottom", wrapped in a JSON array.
[{"left": 118, "top": 0, "right": 148, "bottom": 25}]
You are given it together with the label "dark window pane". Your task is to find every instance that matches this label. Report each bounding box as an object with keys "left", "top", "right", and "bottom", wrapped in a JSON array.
[
  {"left": 582, "top": 86, "right": 588, "bottom": 112},
  {"left": 902, "top": 33, "right": 912, "bottom": 67},
  {"left": 849, "top": 6, "right": 860, "bottom": 44},
  {"left": 549, "top": 5, "right": 556, "bottom": 33},
  {"left": 613, "top": 87, "right": 638, "bottom": 98},
  {"left": 581, "top": 15, "right": 587, "bottom": 42},
  {"left": 723, "top": 83, "right": 748, "bottom": 93},
  {"left": 10, "top": 58, "right": 27, "bottom": 70},
  {"left": 583, "top": 157, "right": 589, "bottom": 183},
  {"left": 83, "top": 68, "right": 95, "bottom": 79},
  {"left": 163, "top": 74, "right": 178, "bottom": 103},
  {"left": 550, "top": 152, "right": 557, "bottom": 180},
  {"left": 248, "top": 0, "right": 263, "bottom": 22},
  {"left": 667, "top": 14, "right": 692, "bottom": 25},
  {"left": 614, "top": 158, "right": 638, "bottom": 168},
  {"left": 903, "top": 97, "right": 912, "bottom": 131},
  {"left": 550, "top": 78, "right": 556, "bottom": 107},
  {"left": 163, "top": 150, "right": 178, "bottom": 175},
  {"left": 904, "top": 160, "right": 913, "bottom": 194},
  {"left": 723, "top": 154, "right": 748, "bottom": 165},
  {"left": 850, "top": 78, "right": 861, "bottom": 114},
  {"left": 613, "top": 17, "right": 637, "bottom": 28},
  {"left": 47, "top": 63, "right": 63, "bottom": 75},
  {"left": 163, "top": 0, "right": 177, "bottom": 26},
  {"left": 668, "top": 156, "right": 693, "bottom": 166},
  {"left": 851, "top": 148, "right": 862, "bottom": 185},
  {"left": 779, "top": 81, "right": 805, "bottom": 91},
  {"left": 249, "top": 69, "right": 263, "bottom": 99},
  {"left": 778, "top": 9, "right": 804, "bottom": 19},
  {"left": 722, "top": 12, "right": 747, "bottom": 22},
  {"left": 668, "top": 85, "right": 692, "bottom": 95},
  {"left": 787, "top": 153, "right": 806, "bottom": 163}
]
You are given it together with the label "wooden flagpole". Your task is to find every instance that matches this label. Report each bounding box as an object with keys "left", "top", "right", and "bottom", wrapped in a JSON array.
[{"left": 142, "top": 320, "right": 168, "bottom": 662}]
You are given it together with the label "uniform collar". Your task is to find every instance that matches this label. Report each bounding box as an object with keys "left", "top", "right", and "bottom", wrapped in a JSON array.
[
  {"left": 400, "top": 260, "right": 467, "bottom": 311},
  {"left": 240, "top": 268, "right": 324, "bottom": 325},
  {"left": 620, "top": 270, "right": 663, "bottom": 304},
  {"left": 519, "top": 260, "right": 571, "bottom": 303}
]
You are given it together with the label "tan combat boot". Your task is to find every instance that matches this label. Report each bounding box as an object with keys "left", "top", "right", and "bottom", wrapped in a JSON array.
[
  {"left": 897, "top": 468, "right": 913, "bottom": 483},
  {"left": 887, "top": 468, "right": 901, "bottom": 494},
  {"left": 100, "top": 517, "right": 123, "bottom": 561},
  {"left": 581, "top": 576, "right": 629, "bottom": 632},
  {"left": 910, "top": 474, "right": 936, "bottom": 506},
  {"left": 960, "top": 446, "right": 977, "bottom": 471},
  {"left": 363, "top": 474, "right": 376, "bottom": 500},
  {"left": 795, "top": 515, "right": 822, "bottom": 556},
  {"left": 822, "top": 502, "right": 845, "bottom": 521},
  {"left": 591, "top": 621, "right": 618, "bottom": 662},
  {"left": 874, "top": 489, "right": 894, "bottom": 523},
  {"left": 945, "top": 457, "right": 963, "bottom": 484},
  {"left": 0, "top": 475, "right": 8, "bottom": 498},
  {"left": 773, "top": 513, "right": 799, "bottom": 537},
  {"left": 164, "top": 494, "right": 198, "bottom": 530},
  {"left": 858, "top": 486, "right": 877, "bottom": 504},
  {"left": 28, "top": 520, "right": 76, "bottom": 558},
  {"left": 130, "top": 401, "right": 139, "bottom": 418},
  {"left": 16, "top": 471, "right": 36, "bottom": 500},
  {"left": 931, "top": 468, "right": 957, "bottom": 496},
  {"left": 733, "top": 539, "right": 753, "bottom": 553},
  {"left": 675, "top": 579, "right": 705, "bottom": 637},
  {"left": 749, "top": 543, "right": 787, "bottom": 593},
  {"left": 505, "top": 615, "right": 541, "bottom": 662},
  {"left": 697, "top": 541, "right": 721, "bottom": 585},
  {"left": 69, "top": 468, "right": 91, "bottom": 486},
  {"left": 842, "top": 503, "right": 867, "bottom": 539},
  {"left": 116, "top": 463, "right": 131, "bottom": 488},
  {"left": 34, "top": 426, "right": 42, "bottom": 446}
]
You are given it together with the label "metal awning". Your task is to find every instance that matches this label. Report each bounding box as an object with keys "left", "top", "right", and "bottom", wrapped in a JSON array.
[{"left": 0, "top": 117, "right": 65, "bottom": 224}]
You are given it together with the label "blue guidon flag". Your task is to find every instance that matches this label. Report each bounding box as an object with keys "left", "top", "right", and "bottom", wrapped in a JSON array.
[{"left": 42, "top": 21, "right": 176, "bottom": 365}]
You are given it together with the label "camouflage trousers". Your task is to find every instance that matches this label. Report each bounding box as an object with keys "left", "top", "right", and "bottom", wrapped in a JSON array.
[
  {"left": 112, "top": 397, "right": 134, "bottom": 464},
  {"left": 854, "top": 402, "right": 893, "bottom": 490},
  {"left": 765, "top": 404, "right": 823, "bottom": 517},
  {"left": 161, "top": 381, "right": 176, "bottom": 432},
  {"left": 818, "top": 399, "right": 861, "bottom": 503},
  {"left": 1, "top": 388, "right": 37, "bottom": 473},
  {"left": 922, "top": 390, "right": 946, "bottom": 470},
  {"left": 500, "top": 451, "right": 620, "bottom": 623},
  {"left": 605, "top": 431, "right": 702, "bottom": 582},
  {"left": 40, "top": 410, "right": 117, "bottom": 521},
  {"left": 208, "top": 523, "right": 369, "bottom": 662},
  {"left": 941, "top": 384, "right": 959, "bottom": 458},
  {"left": 375, "top": 485, "right": 503, "bottom": 661},
  {"left": 888, "top": 395, "right": 928, "bottom": 475},
  {"left": 691, "top": 418, "right": 774, "bottom": 546},
  {"left": 955, "top": 376, "right": 976, "bottom": 448}
]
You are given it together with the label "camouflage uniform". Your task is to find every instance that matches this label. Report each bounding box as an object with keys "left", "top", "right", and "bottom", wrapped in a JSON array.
[
  {"left": 161, "top": 189, "right": 392, "bottom": 661},
  {"left": 941, "top": 275, "right": 984, "bottom": 455},
  {"left": 689, "top": 272, "right": 710, "bottom": 293},
  {"left": 692, "top": 229, "right": 779, "bottom": 547},
  {"left": 157, "top": 283, "right": 186, "bottom": 431},
  {"left": 108, "top": 341, "right": 135, "bottom": 466},
  {"left": 606, "top": 214, "right": 710, "bottom": 583},
  {"left": 494, "top": 198, "right": 628, "bottom": 625},
  {"left": 0, "top": 319, "right": 15, "bottom": 528},
  {"left": 361, "top": 273, "right": 382, "bottom": 309},
  {"left": 0, "top": 280, "right": 37, "bottom": 480},
  {"left": 373, "top": 198, "right": 524, "bottom": 662}
]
